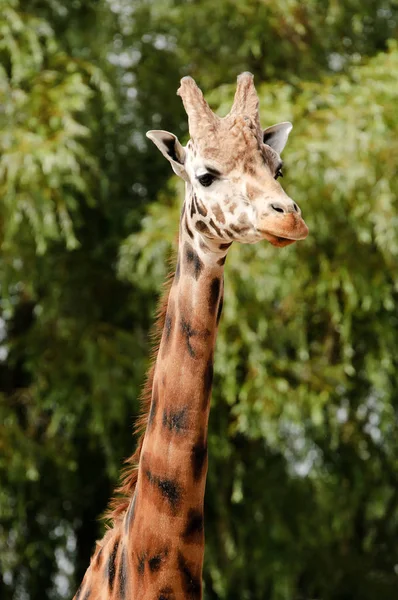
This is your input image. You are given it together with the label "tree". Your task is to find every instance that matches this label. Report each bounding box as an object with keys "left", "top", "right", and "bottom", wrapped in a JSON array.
[
  {"left": 1, "top": 0, "right": 398, "bottom": 599},
  {"left": 0, "top": 2, "right": 144, "bottom": 598}
]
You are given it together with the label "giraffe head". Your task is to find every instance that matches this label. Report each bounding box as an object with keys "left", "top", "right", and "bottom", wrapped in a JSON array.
[{"left": 147, "top": 73, "right": 308, "bottom": 248}]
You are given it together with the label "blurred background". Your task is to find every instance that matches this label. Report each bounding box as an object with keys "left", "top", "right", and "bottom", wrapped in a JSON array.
[{"left": 1, "top": 1, "right": 398, "bottom": 599}]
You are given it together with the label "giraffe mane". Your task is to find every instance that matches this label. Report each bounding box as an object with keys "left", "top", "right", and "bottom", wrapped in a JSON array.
[{"left": 104, "top": 247, "right": 177, "bottom": 524}]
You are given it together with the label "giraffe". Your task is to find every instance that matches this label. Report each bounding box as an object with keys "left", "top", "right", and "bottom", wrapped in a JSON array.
[{"left": 73, "top": 73, "right": 308, "bottom": 600}]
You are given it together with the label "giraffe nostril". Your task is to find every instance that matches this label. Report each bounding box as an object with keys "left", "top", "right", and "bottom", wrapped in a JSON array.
[
  {"left": 271, "top": 203, "right": 285, "bottom": 214},
  {"left": 293, "top": 203, "right": 299, "bottom": 213}
]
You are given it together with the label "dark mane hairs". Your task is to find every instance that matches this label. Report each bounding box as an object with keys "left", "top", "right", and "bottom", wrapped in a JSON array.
[{"left": 105, "top": 245, "right": 178, "bottom": 524}]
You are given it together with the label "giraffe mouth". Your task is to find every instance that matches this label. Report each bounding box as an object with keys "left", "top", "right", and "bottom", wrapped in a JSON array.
[
  {"left": 262, "top": 232, "right": 297, "bottom": 247},
  {"left": 257, "top": 214, "right": 309, "bottom": 247}
]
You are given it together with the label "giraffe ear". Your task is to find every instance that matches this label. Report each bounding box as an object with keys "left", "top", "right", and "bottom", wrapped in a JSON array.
[
  {"left": 146, "top": 130, "right": 188, "bottom": 180},
  {"left": 262, "top": 122, "right": 293, "bottom": 154}
]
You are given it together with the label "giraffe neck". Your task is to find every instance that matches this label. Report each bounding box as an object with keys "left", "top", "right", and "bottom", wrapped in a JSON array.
[
  {"left": 121, "top": 189, "right": 228, "bottom": 599},
  {"left": 72, "top": 190, "right": 230, "bottom": 600}
]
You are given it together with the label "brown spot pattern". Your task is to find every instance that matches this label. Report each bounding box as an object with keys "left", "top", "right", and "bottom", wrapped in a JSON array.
[
  {"left": 195, "top": 220, "right": 211, "bottom": 236},
  {"left": 212, "top": 203, "right": 225, "bottom": 223},
  {"left": 209, "top": 218, "right": 222, "bottom": 237}
]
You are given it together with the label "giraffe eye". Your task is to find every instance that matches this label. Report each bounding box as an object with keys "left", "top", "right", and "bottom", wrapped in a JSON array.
[
  {"left": 198, "top": 173, "right": 216, "bottom": 187},
  {"left": 275, "top": 168, "right": 283, "bottom": 180}
]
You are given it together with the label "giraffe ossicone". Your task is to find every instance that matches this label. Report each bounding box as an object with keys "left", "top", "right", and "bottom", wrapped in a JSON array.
[{"left": 73, "top": 73, "right": 308, "bottom": 600}]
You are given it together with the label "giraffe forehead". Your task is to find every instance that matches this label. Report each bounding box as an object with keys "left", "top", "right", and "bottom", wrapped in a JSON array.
[
  {"left": 187, "top": 122, "right": 264, "bottom": 173},
  {"left": 188, "top": 135, "right": 279, "bottom": 177}
]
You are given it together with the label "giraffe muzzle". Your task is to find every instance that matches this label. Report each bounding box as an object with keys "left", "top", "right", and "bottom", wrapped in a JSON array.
[{"left": 257, "top": 212, "right": 309, "bottom": 247}]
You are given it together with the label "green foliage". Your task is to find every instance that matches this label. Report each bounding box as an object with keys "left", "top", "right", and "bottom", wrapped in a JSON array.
[
  {"left": 128, "top": 0, "right": 398, "bottom": 87},
  {"left": 1, "top": 1, "right": 398, "bottom": 600},
  {"left": 0, "top": 1, "right": 115, "bottom": 254}
]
